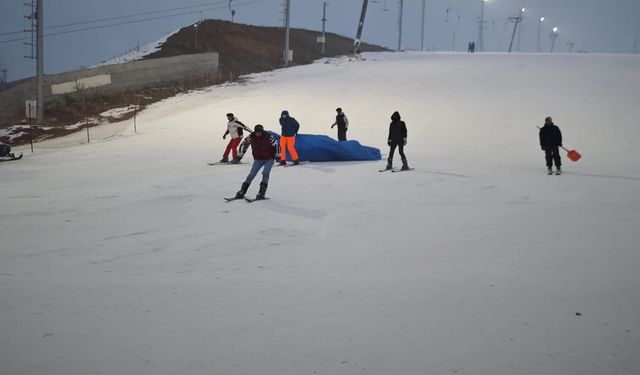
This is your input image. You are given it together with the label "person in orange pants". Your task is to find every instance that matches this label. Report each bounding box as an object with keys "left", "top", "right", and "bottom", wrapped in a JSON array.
[{"left": 278, "top": 110, "right": 300, "bottom": 166}]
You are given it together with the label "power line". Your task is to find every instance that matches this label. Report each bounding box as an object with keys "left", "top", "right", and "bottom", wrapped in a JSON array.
[
  {"left": 0, "top": 0, "right": 262, "bottom": 42},
  {"left": 0, "top": 1, "right": 230, "bottom": 37}
]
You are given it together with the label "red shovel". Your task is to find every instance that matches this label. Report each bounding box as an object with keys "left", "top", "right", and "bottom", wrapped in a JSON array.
[{"left": 561, "top": 146, "right": 581, "bottom": 162}]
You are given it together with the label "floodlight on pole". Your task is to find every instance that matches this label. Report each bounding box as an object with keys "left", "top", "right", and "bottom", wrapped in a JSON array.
[
  {"left": 537, "top": 17, "right": 544, "bottom": 53},
  {"left": 549, "top": 27, "right": 559, "bottom": 53}
]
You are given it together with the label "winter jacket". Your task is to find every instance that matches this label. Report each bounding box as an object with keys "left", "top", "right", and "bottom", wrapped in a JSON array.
[
  {"left": 279, "top": 111, "right": 300, "bottom": 137},
  {"left": 333, "top": 113, "right": 349, "bottom": 129},
  {"left": 539, "top": 123, "right": 563, "bottom": 148},
  {"left": 224, "top": 117, "right": 251, "bottom": 139},
  {"left": 388, "top": 111, "right": 407, "bottom": 143},
  {"left": 238, "top": 132, "right": 280, "bottom": 161}
]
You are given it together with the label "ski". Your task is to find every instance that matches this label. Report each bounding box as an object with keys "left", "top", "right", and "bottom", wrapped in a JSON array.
[
  {"left": 224, "top": 197, "right": 243, "bottom": 202},
  {"left": 245, "top": 197, "right": 270, "bottom": 203},
  {"left": 208, "top": 161, "right": 246, "bottom": 166},
  {"left": 392, "top": 168, "right": 415, "bottom": 173},
  {"left": 0, "top": 153, "right": 23, "bottom": 162},
  {"left": 379, "top": 168, "right": 394, "bottom": 172}
]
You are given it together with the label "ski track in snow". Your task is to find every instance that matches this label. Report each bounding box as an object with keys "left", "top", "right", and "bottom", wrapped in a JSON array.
[{"left": 1, "top": 52, "right": 640, "bottom": 375}]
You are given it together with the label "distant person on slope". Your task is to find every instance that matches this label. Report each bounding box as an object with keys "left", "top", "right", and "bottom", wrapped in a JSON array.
[
  {"left": 539, "top": 116, "right": 563, "bottom": 175},
  {"left": 278, "top": 110, "right": 300, "bottom": 166},
  {"left": 385, "top": 111, "right": 410, "bottom": 171},
  {"left": 220, "top": 113, "right": 251, "bottom": 163},
  {"left": 331, "top": 107, "right": 349, "bottom": 141},
  {"left": 231, "top": 124, "right": 280, "bottom": 200}
]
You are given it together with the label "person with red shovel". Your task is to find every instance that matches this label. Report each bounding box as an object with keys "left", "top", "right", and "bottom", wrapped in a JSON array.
[{"left": 539, "top": 116, "right": 563, "bottom": 175}]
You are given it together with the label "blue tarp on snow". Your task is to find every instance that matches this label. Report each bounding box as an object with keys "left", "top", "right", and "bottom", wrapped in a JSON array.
[{"left": 269, "top": 132, "right": 381, "bottom": 162}]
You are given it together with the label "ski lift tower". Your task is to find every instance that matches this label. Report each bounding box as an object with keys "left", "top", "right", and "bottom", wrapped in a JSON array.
[{"left": 507, "top": 7, "right": 525, "bottom": 53}]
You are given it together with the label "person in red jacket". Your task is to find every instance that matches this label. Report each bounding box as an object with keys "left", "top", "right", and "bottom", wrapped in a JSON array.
[
  {"left": 232, "top": 125, "right": 280, "bottom": 200},
  {"left": 220, "top": 113, "right": 251, "bottom": 163}
]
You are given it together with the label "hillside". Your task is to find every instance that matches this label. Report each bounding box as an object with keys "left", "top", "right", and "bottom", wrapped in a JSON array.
[
  {"left": 0, "top": 20, "right": 386, "bottom": 144},
  {"left": 146, "top": 19, "right": 387, "bottom": 79},
  {"left": 2, "top": 52, "right": 639, "bottom": 375}
]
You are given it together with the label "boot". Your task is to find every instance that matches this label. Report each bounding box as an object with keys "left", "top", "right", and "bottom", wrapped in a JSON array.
[
  {"left": 219, "top": 158, "right": 229, "bottom": 163},
  {"left": 547, "top": 167, "right": 553, "bottom": 175},
  {"left": 235, "top": 182, "right": 250, "bottom": 199},
  {"left": 256, "top": 183, "right": 268, "bottom": 199},
  {"left": 385, "top": 159, "right": 393, "bottom": 170},
  {"left": 230, "top": 158, "right": 241, "bottom": 164},
  {"left": 279, "top": 160, "right": 287, "bottom": 166},
  {"left": 401, "top": 159, "right": 410, "bottom": 171},
  {"left": 293, "top": 159, "right": 300, "bottom": 165},
  {"left": 555, "top": 167, "right": 562, "bottom": 175}
]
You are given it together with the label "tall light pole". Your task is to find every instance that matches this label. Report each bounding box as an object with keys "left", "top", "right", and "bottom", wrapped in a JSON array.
[
  {"left": 549, "top": 27, "right": 559, "bottom": 53},
  {"left": 507, "top": 7, "right": 525, "bottom": 53},
  {"left": 537, "top": 17, "right": 544, "bottom": 52},
  {"left": 353, "top": 0, "right": 369, "bottom": 54},
  {"left": 36, "top": 0, "right": 44, "bottom": 124},
  {"left": 283, "top": 0, "right": 291, "bottom": 66},
  {"left": 477, "top": 0, "right": 487, "bottom": 52},
  {"left": 397, "top": 0, "right": 404, "bottom": 51},
  {"left": 321, "top": 1, "right": 327, "bottom": 55},
  {"left": 421, "top": 0, "right": 426, "bottom": 51}
]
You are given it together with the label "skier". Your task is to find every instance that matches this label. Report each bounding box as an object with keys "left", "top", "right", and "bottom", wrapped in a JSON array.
[
  {"left": 231, "top": 124, "right": 280, "bottom": 200},
  {"left": 331, "top": 107, "right": 349, "bottom": 141},
  {"left": 278, "top": 110, "right": 300, "bottom": 166},
  {"left": 539, "top": 116, "right": 563, "bottom": 175},
  {"left": 220, "top": 113, "right": 251, "bottom": 163},
  {"left": 385, "top": 111, "right": 410, "bottom": 171}
]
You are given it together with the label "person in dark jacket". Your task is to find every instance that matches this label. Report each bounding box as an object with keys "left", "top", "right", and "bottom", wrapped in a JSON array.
[
  {"left": 539, "top": 116, "right": 563, "bottom": 175},
  {"left": 385, "top": 111, "right": 410, "bottom": 170},
  {"left": 232, "top": 124, "right": 280, "bottom": 199},
  {"left": 331, "top": 107, "right": 349, "bottom": 141},
  {"left": 278, "top": 110, "right": 300, "bottom": 166}
]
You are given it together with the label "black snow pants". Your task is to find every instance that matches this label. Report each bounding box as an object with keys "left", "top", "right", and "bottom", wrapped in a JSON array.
[
  {"left": 544, "top": 146, "right": 561, "bottom": 168},
  {"left": 388, "top": 142, "right": 407, "bottom": 165},
  {"left": 337, "top": 125, "right": 347, "bottom": 141}
]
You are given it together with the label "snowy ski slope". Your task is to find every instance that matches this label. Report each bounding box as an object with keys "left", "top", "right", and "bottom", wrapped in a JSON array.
[{"left": 1, "top": 52, "right": 640, "bottom": 375}]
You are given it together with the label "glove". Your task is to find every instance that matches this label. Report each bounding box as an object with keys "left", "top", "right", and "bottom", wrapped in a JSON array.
[
  {"left": 541, "top": 146, "right": 546, "bottom": 151},
  {"left": 387, "top": 139, "right": 392, "bottom": 146},
  {"left": 403, "top": 138, "right": 407, "bottom": 146}
]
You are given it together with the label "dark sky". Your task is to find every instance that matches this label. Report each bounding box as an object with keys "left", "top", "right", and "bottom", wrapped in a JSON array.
[{"left": 1, "top": 0, "right": 639, "bottom": 81}]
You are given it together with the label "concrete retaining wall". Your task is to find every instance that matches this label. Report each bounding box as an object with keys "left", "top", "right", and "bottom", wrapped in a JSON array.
[{"left": 0, "top": 52, "right": 219, "bottom": 121}]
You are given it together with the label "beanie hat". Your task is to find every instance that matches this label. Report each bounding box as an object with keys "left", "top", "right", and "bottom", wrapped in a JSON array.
[{"left": 254, "top": 124, "right": 264, "bottom": 132}]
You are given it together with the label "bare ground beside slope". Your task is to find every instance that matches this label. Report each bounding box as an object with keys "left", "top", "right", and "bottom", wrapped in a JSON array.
[{"left": 1, "top": 20, "right": 386, "bottom": 146}]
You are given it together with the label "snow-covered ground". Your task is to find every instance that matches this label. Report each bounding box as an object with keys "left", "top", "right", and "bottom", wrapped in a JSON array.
[{"left": 1, "top": 52, "right": 639, "bottom": 375}]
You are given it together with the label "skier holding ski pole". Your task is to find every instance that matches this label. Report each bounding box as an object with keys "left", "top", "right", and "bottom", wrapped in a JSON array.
[{"left": 228, "top": 125, "right": 280, "bottom": 201}]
